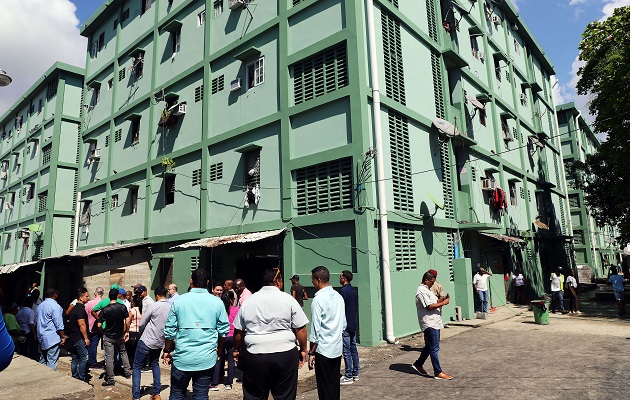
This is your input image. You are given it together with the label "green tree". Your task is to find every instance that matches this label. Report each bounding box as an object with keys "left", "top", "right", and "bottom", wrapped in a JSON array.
[{"left": 573, "top": 6, "right": 630, "bottom": 243}]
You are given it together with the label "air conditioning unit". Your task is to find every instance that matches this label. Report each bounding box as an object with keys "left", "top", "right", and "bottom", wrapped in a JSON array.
[
  {"left": 230, "top": 78, "right": 242, "bottom": 92},
  {"left": 492, "top": 15, "right": 502, "bottom": 25},
  {"left": 520, "top": 93, "right": 528, "bottom": 105},
  {"left": 479, "top": 51, "right": 486, "bottom": 61},
  {"left": 17, "top": 230, "right": 29, "bottom": 239},
  {"left": 89, "top": 148, "right": 101, "bottom": 160},
  {"left": 171, "top": 102, "right": 187, "bottom": 116},
  {"left": 481, "top": 178, "right": 496, "bottom": 191},
  {"left": 229, "top": 0, "right": 244, "bottom": 9},
  {"left": 503, "top": 129, "right": 514, "bottom": 142}
]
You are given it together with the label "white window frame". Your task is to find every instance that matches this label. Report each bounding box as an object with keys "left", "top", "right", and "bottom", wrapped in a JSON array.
[
  {"left": 111, "top": 194, "right": 119, "bottom": 210},
  {"left": 198, "top": 9, "right": 206, "bottom": 26},
  {"left": 514, "top": 38, "right": 521, "bottom": 55},
  {"left": 470, "top": 35, "right": 479, "bottom": 59},
  {"left": 172, "top": 28, "right": 181, "bottom": 55},
  {"left": 5, "top": 233, "right": 11, "bottom": 250},
  {"left": 91, "top": 42, "right": 99, "bottom": 59},
  {"left": 92, "top": 86, "right": 101, "bottom": 107},
  {"left": 246, "top": 57, "right": 264, "bottom": 90},
  {"left": 213, "top": 0, "right": 223, "bottom": 18}
]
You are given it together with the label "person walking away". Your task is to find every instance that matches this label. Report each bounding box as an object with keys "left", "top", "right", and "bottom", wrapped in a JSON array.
[
  {"left": 132, "top": 287, "right": 171, "bottom": 400},
  {"left": 85, "top": 287, "right": 104, "bottom": 368},
  {"left": 339, "top": 270, "right": 359, "bottom": 385},
  {"left": 411, "top": 270, "right": 453, "bottom": 380},
  {"left": 98, "top": 288, "right": 132, "bottom": 386},
  {"left": 36, "top": 288, "right": 66, "bottom": 371},
  {"left": 308, "top": 266, "right": 346, "bottom": 400},
  {"left": 127, "top": 297, "right": 142, "bottom": 366},
  {"left": 235, "top": 279, "right": 253, "bottom": 306},
  {"left": 163, "top": 269, "right": 229, "bottom": 400},
  {"left": 211, "top": 290, "right": 239, "bottom": 391},
  {"left": 16, "top": 297, "right": 37, "bottom": 359},
  {"left": 565, "top": 269, "right": 580, "bottom": 314},
  {"left": 512, "top": 269, "right": 526, "bottom": 305},
  {"left": 473, "top": 268, "right": 492, "bottom": 314},
  {"left": 550, "top": 267, "right": 566, "bottom": 314},
  {"left": 290, "top": 275, "right": 308, "bottom": 308},
  {"left": 66, "top": 288, "right": 90, "bottom": 381},
  {"left": 134, "top": 286, "right": 154, "bottom": 314},
  {"left": 608, "top": 266, "right": 625, "bottom": 316},
  {"left": 232, "top": 268, "right": 309, "bottom": 400},
  {"left": 167, "top": 284, "right": 179, "bottom": 304},
  {"left": 30, "top": 289, "right": 42, "bottom": 317}
]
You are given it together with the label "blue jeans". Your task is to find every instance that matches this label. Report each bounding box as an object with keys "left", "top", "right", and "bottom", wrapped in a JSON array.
[
  {"left": 416, "top": 328, "right": 442, "bottom": 375},
  {"left": 132, "top": 340, "right": 162, "bottom": 399},
  {"left": 342, "top": 330, "right": 360, "bottom": 378},
  {"left": 87, "top": 333, "right": 101, "bottom": 366},
  {"left": 170, "top": 364, "right": 214, "bottom": 400},
  {"left": 212, "top": 336, "right": 235, "bottom": 386},
  {"left": 40, "top": 343, "right": 60, "bottom": 371},
  {"left": 70, "top": 339, "right": 89, "bottom": 381},
  {"left": 478, "top": 290, "right": 489, "bottom": 313},
  {"left": 551, "top": 290, "right": 564, "bottom": 312}
]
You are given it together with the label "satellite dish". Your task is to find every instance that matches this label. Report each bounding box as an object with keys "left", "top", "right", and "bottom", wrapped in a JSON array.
[
  {"left": 465, "top": 94, "right": 485, "bottom": 110},
  {"left": 433, "top": 118, "right": 459, "bottom": 137},
  {"left": 28, "top": 224, "right": 42, "bottom": 233},
  {"left": 426, "top": 192, "right": 445, "bottom": 210}
]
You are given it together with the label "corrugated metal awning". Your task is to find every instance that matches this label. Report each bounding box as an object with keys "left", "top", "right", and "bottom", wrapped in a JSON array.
[
  {"left": 42, "top": 242, "right": 151, "bottom": 262},
  {"left": 0, "top": 260, "right": 40, "bottom": 275},
  {"left": 480, "top": 232, "right": 527, "bottom": 244},
  {"left": 171, "top": 228, "right": 286, "bottom": 250}
]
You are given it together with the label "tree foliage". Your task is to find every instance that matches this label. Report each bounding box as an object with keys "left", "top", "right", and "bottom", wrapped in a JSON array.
[{"left": 574, "top": 6, "right": 630, "bottom": 243}]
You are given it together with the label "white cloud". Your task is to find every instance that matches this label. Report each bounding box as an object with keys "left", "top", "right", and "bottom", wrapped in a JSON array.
[
  {"left": 568, "top": 0, "right": 588, "bottom": 5},
  {"left": 601, "top": 0, "right": 630, "bottom": 20},
  {"left": 0, "top": 0, "right": 86, "bottom": 116}
]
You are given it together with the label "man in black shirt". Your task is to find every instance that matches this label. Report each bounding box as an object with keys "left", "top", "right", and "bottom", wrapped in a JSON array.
[
  {"left": 290, "top": 275, "right": 308, "bottom": 308},
  {"left": 98, "top": 288, "right": 131, "bottom": 386},
  {"left": 66, "top": 288, "right": 90, "bottom": 382},
  {"left": 340, "top": 270, "right": 360, "bottom": 385}
]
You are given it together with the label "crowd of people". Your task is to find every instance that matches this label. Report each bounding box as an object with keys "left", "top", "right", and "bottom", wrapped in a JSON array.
[{"left": 0, "top": 267, "right": 361, "bottom": 400}]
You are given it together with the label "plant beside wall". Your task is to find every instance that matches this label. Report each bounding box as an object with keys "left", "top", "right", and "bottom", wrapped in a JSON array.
[{"left": 161, "top": 157, "right": 176, "bottom": 171}]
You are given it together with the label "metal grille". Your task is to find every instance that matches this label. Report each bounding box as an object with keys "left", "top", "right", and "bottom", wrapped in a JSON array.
[
  {"left": 385, "top": 0, "right": 399, "bottom": 8},
  {"left": 573, "top": 230, "right": 584, "bottom": 245},
  {"left": 553, "top": 153, "right": 560, "bottom": 188},
  {"left": 118, "top": 68, "right": 126, "bottom": 82},
  {"left": 547, "top": 112, "right": 554, "bottom": 137},
  {"left": 381, "top": 11, "right": 406, "bottom": 105},
  {"left": 38, "top": 192, "right": 47, "bottom": 213},
  {"left": 192, "top": 169, "right": 201, "bottom": 186},
  {"left": 393, "top": 223, "right": 416, "bottom": 270},
  {"left": 295, "top": 158, "right": 353, "bottom": 215},
  {"left": 292, "top": 42, "right": 348, "bottom": 105},
  {"left": 292, "top": 0, "right": 301, "bottom": 5},
  {"left": 209, "top": 162, "right": 223, "bottom": 181},
  {"left": 527, "top": 190, "right": 531, "bottom": 202},
  {"left": 569, "top": 194, "right": 579, "bottom": 208},
  {"left": 47, "top": 78, "right": 58, "bottom": 100},
  {"left": 115, "top": 129, "right": 122, "bottom": 142},
  {"left": 101, "top": 198, "right": 106, "bottom": 211},
  {"left": 33, "top": 239, "right": 44, "bottom": 261},
  {"left": 471, "top": 166, "right": 476, "bottom": 181},
  {"left": 389, "top": 111, "right": 413, "bottom": 211},
  {"left": 431, "top": 54, "right": 445, "bottom": 118},
  {"left": 520, "top": 187, "right": 525, "bottom": 199},
  {"left": 426, "top": 0, "right": 438, "bottom": 41},
  {"left": 191, "top": 256, "right": 200, "bottom": 272},
  {"left": 122, "top": 8, "right": 130, "bottom": 22},
  {"left": 559, "top": 198, "right": 566, "bottom": 235},
  {"left": 165, "top": 176, "right": 175, "bottom": 205},
  {"left": 105, "top": 136, "right": 110, "bottom": 147},
  {"left": 212, "top": 76, "right": 224, "bottom": 94},
  {"left": 195, "top": 85, "right": 204, "bottom": 102},
  {"left": 447, "top": 229, "right": 455, "bottom": 281},
  {"left": 42, "top": 144, "right": 52, "bottom": 165},
  {"left": 244, "top": 150, "right": 261, "bottom": 189},
  {"left": 513, "top": 127, "right": 518, "bottom": 142}
]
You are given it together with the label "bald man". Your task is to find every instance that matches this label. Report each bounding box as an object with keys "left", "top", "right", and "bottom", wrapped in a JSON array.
[{"left": 235, "top": 279, "right": 252, "bottom": 306}]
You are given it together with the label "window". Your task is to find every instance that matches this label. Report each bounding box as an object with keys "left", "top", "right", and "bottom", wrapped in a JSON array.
[
  {"left": 501, "top": 116, "right": 509, "bottom": 136},
  {"left": 295, "top": 158, "right": 353, "bottom": 215},
  {"left": 165, "top": 175, "right": 175, "bottom": 205},
  {"left": 244, "top": 150, "right": 261, "bottom": 189},
  {"left": 15, "top": 116, "right": 23, "bottom": 131},
  {"left": 38, "top": 191, "right": 47, "bottom": 212},
  {"left": 42, "top": 143, "right": 52, "bottom": 165},
  {"left": 514, "top": 38, "right": 521, "bottom": 55},
  {"left": 5, "top": 233, "right": 11, "bottom": 250},
  {"left": 479, "top": 108, "right": 486, "bottom": 126},
  {"left": 122, "top": 8, "right": 130, "bottom": 22},
  {"left": 131, "top": 119, "right": 140, "bottom": 145},
  {"left": 26, "top": 184, "right": 35, "bottom": 202},
  {"left": 172, "top": 28, "right": 181, "bottom": 55},
  {"left": 113, "top": 18, "right": 119, "bottom": 30},
  {"left": 47, "top": 78, "right": 58, "bottom": 99},
  {"left": 31, "top": 140, "right": 39, "bottom": 157},
  {"left": 508, "top": 181, "right": 517, "bottom": 206},
  {"left": 198, "top": 10, "right": 206, "bottom": 25},
  {"left": 470, "top": 34, "right": 479, "bottom": 58},
  {"left": 246, "top": 57, "right": 264, "bottom": 89},
  {"left": 108, "top": 79, "right": 113, "bottom": 90},
  {"left": 91, "top": 86, "right": 101, "bottom": 107},
  {"left": 134, "top": 52, "right": 144, "bottom": 78},
  {"left": 141, "top": 0, "right": 152, "bottom": 14},
  {"left": 38, "top": 98, "right": 43, "bottom": 113},
  {"left": 7, "top": 192, "right": 15, "bottom": 209},
  {"left": 292, "top": 43, "right": 348, "bottom": 105},
  {"left": 98, "top": 32, "right": 105, "bottom": 51},
  {"left": 494, "top": 58, "right": 501, "bottom": 81},
  {"left": 111, "top": 194, "right": 119, "bottom": 210},
  {"left": 79, "top": 201, "right": 91, "bottom": 226},
  {"left": 30, "top": 103, "right": 35, "bottom": 115},
  {"left": 130, "top": 187, "right": 138, "bottom": 214},
  {"left": 213, "top": 0, "right": 223, "bottom": 17},
  {"left": 520, "top": 87, "right": 528, "bottom": 106}
]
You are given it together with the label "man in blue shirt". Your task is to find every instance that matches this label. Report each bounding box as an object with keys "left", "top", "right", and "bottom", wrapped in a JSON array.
[
  {"left": 608, "top": 266, "right": 625, "bottom": 316},
  {"left": 163, "top": 269, "right": 229, "bottom": 400},
  {"left": 309, "top": 266, "right": 346, "bottom": 400},
  {"left": 36, "top": 288, "right": 66, "bottom": 371},
  {"left": 339, "top": 270, "right": 359, "bottom": 385}
]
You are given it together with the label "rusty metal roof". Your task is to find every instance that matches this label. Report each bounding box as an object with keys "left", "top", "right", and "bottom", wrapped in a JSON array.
[
  {"left": 0, "top": 260, "right": 40, "bottom": 275},
  {"left": 480, "top": 232, "right": 527, "bottom": 244},
  {"left": 42, "top": 241, "right": 151, "bottom": 261},
  {"left": 171, "top": 228, "right": 286, "bottom": 249}
]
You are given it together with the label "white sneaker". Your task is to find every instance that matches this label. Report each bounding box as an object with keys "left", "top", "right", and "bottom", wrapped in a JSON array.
[
  {"left": 340, "top": 376, "right": 354, "bottom": 385},
  {"left": 353, "top": 376, "right": 359, "bottom": 382},
  {"left": 210, "top": 386, "right": 219, "bottom": 391},
  {"left": 224, "top": 385, "right": 232, "bottom": 390}
]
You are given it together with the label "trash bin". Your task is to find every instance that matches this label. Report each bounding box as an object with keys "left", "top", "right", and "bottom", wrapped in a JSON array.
[{"left": 531, "top": 300, "right": 550, "bottom": 325}]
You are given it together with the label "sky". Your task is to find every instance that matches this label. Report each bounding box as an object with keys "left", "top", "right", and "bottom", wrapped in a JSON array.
[{"left": 1, "top": 0, "right": 629, "bottom": 128}]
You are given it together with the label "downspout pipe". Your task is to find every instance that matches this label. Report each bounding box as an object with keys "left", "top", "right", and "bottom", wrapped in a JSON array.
[{"left": 365, "top": 0, "right": 396, "bottom": 344}]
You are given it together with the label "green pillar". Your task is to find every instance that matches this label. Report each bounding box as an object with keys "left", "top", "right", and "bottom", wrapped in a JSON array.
[{"left": 453, "top": 258, "right": 474, "bottom": 319}]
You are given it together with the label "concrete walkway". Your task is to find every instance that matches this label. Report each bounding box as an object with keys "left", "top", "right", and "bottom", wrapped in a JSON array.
[{"left": 0, "top": 354, "right": 94, "bottom": 400}]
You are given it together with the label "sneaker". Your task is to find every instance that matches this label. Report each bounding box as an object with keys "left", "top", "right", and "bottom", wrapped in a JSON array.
[
  {"left": 210, "top": 386, "right": 219, "bottom": 391},
  {"left": 340, "top": 376, "right": 354, "bottom": 385},
  {"left": 434, "top": 372, "right": 453, "bottom": 380},
  {"left": 102, "top": 380, "right": 115, "bottom": 387},
  {"left": 352, "top": 376, "right": 359, "bottom": 382},
  {"left": 224, "top": 385, "right": 232, "bottom": 391},
  {"left": 411, "top": 362, "right": 429, "bottom": 376}
]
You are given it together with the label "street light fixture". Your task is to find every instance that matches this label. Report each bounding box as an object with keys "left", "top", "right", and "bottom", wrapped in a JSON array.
[{"left": 0, "top": 70, "right": 12, "bottom": 87}]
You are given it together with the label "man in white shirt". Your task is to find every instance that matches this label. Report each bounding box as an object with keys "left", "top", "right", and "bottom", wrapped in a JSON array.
[
  {"left": 412, "top": 271, "right": 452, "bottom": 380},
  {"left": 550, "top": 267, "right": 566, "bottom": 314},
  {"left": 473, "top": 268, "right": 492, "bottom": 314}
]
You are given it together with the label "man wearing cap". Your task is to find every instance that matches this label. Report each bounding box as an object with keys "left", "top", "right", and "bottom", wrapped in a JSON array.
[
  {"left": 290, "top": 275, "right": 308, "bottom": 308},
  {"left": 119, "top": 288, "right": 131, "bottom": 311},
  {"left": 428, "top": 269, "right": 445, "bottom": 299},
  {"left": 135, "top": 286, "right": 154, "bottom": 314}
]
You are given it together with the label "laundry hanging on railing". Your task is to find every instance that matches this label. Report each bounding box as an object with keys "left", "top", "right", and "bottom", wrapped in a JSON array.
[{"left": 244, "top": 185, "right": 260, "bottom": 208}]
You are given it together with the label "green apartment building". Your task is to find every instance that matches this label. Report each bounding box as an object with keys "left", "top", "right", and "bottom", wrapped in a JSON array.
[
  {"left": 557, "top": 103, "right": 620, "bottom": 279},
  {"left": 73, "top": 0, "right": 571, "bottom": 345},
  {"left": 0, "top": 63, "right": 84, "bottom": 300}
]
